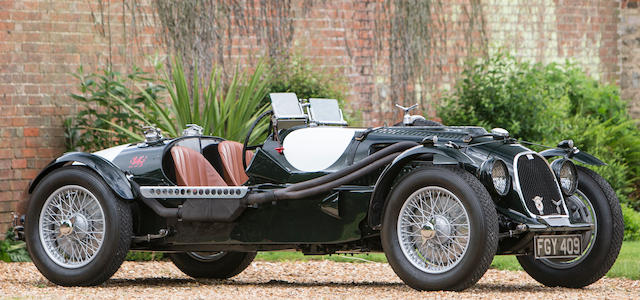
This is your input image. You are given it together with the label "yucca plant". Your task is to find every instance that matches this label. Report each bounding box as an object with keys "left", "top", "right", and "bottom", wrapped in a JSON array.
[{"left": 109, "top": 57, "right": 271, "bottom": 145}]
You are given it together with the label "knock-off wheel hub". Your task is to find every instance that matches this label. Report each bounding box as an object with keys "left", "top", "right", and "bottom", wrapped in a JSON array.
[
  {"left": 58, "top": 220, "right": 73, "bottom": 237},
  {"left": 432, "top": 215, "right": 453, "bottom": 244},
  {"left": 420, "top": 222, "right": 436, "bottom": 244}
]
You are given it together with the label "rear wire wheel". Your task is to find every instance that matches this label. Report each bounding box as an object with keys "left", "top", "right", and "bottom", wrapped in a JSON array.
[
  {"left": 381, "top": 166, "right": 498, "bottom": 291},
  {"left": 25, "top": 166, "right": 132, "bottom": 286}
]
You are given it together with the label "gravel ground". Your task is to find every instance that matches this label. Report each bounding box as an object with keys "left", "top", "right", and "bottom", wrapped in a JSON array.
[{"left": 1, "top": 261, "right": 638, "bottom": 299}]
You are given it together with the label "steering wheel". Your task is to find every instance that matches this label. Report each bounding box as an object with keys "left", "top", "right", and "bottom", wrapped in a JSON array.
[{"left": 243, "top": 110, "right": 273, "bottom": 170}]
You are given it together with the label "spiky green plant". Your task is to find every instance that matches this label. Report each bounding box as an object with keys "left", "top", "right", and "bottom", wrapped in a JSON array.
[{"left": 108, "top": 57, "right": 271, "bottom": 145}]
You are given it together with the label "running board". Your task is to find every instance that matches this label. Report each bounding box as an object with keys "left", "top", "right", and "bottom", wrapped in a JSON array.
[{"left": 139, "top": 186, "right": 248, "bottom": 199}]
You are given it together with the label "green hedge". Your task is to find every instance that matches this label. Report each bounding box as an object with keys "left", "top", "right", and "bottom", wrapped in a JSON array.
[
  {"left": 623, "top": 204, "right": 640, "bottom": 241},
  {"left": 0, "top": 229, "right": 30, "bottom": 262},
  {"left": 266, "top": 55, "right": 355, "bottom": 124},
  {"left": 438, "top": 53, "right": 640, "bottom": 240},
  {"left": 267, "top": 55, "right": 346, "bottom": 101}
]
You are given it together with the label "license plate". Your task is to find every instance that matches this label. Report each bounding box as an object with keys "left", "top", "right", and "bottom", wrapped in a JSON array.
[{"left": 534, "top": 234, "right": 582, "bottom": 259}]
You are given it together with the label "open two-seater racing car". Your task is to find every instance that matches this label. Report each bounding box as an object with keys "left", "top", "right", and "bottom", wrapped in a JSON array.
[{"left": 15, "top": 93, "right": 623, "bottom": 290}]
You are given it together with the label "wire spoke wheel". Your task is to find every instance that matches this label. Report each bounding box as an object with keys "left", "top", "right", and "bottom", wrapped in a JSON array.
[
  {"left": 187, "top": 251, "right": 227, "bottom": 262},
  {"left": 397, "top": 186, "right": 471, "bottom": 274},
  {"left": 382, "top": 166, "right": 497, "bottom": 291},
  {"left": 27, "top": 167, "right": 132, "bottom": 286},
  {"left": 541, "top": 190, "right": 597, "bottom": 269},
  {"left": 169, "top": 251, "right": 257, "bottom": 279},
  {"left": 516, "top": 166, "right": 624, "bottom": 288},
  {"left": 38, "top": 185, "right": 106, "bottom": 269}
]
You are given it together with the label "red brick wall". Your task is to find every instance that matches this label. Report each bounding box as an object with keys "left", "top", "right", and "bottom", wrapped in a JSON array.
[
  {"left": 0, "top": 0, "right": 625, "bottom": 233},
  {"left": 621, "top": 0, "right": 640, "bottom": 116},
  {"left": 0, "top": 0, "right": 158, "bottom": 232}
]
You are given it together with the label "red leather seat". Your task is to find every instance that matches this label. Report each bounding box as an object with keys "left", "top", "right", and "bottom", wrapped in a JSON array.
[
  {"left": 171, "top": 146, "right": 227, "bottom": 186},
  {"left": 218, "top": 141, "right": 253, "bottom": 186}
]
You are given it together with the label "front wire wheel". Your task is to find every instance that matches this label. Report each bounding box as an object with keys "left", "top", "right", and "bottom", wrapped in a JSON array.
[
  {"left": 397, "top": 186, "right": 471, "bottom": 274},
  {"left": 539, "top": 190, "right": 597, "bottom": 269},
  {"left": 382, "top": 166, "right": 498, "bottom": 291},
  {"left": 517, "top": 166, "right": 624, "bottom": 288}
]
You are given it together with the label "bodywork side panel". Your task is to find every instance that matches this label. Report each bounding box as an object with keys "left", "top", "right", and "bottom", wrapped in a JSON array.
[
  {"left": 539, "top": 148, "right": 606, "bottom": 166},
  {"left": 366, "top": 145, "right": 475, "bottom": 228},
  {"left": 110, "top": 144, "right": 169, "bottom": 186},
  {"left": 28, "top": 152, "right": 134, "bottom": 200},
  {"left": 165, "top": 187, "right": 372, "bottom": 245}
]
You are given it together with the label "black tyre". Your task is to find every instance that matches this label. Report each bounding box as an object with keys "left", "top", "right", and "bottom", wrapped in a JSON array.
[
  {"left": 517, "top": 166, "right": 624, "bottom": 288},
  {"left": 25, "top": 166, "right": 132, "bottom": 286},
  {"left": 381, "top": 166, "right": 498, "bottom": 291},
  {"left": 169, "top": 251, "right": 256, "bottom": 279}
]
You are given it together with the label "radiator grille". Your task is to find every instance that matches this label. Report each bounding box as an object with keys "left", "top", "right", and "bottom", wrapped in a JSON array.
[{"left": 515, "top": 153, "right": 566, "bottom": 216}]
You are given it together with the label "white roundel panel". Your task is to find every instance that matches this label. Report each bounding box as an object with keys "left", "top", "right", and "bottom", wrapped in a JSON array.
[
  {"left": 282, "top": 127, "right": 359, "bottom": 172},
  {"left": 93, "top": 144, "right": 131, "bottom": 162}
]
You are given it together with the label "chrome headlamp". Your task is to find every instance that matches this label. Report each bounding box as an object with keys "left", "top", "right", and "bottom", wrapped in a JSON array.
[
  {"left": 550, "top": 158, "right": 578, "bottom": 196},
  {"left": 482, "top": 159, "right": 510, "bottom": 196}
]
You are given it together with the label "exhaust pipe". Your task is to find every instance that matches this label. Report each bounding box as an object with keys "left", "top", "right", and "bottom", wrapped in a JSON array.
[
  {"left": 138, "top": 141, "right": 418, "bottom": 220},
  {"left": 243, "top": 141, "right": 417, "bottom": 205}
]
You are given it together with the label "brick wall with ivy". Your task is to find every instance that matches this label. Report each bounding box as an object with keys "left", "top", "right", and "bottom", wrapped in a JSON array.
[{"left": 0, "top": 0, "right": 629, "bottom": 233}]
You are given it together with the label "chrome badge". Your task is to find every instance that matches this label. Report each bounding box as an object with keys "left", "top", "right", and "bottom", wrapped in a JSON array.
[
  {"left": 533, "top": 196, "right": 544, "bottom": 214},
  {"left": 551, "top": 199, "right": 563, "bottom": 214}
]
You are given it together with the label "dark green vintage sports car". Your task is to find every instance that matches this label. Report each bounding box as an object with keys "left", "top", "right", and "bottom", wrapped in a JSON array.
[{"left": 14, "top": 93, "right": 623, "bottom": 290}]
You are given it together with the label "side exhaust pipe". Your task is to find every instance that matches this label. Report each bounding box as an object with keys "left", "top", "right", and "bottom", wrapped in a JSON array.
[
  {"left": 243, "top": 141, "right": 417, "bottom": 205},
  {"left": 138, "top": 141, "right": 418, "bottom": 221}
]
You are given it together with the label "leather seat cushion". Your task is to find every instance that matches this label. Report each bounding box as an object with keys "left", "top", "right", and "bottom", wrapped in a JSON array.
[
  {"left": 218, "top": 141, "right": 253, "bottom": 186},
  {"left": 171, "top": 145, "right": 227, "bottom": 186}
]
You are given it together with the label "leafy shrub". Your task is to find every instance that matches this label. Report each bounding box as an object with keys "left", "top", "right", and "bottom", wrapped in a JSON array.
[
  {"left": 66, "top": 66, "right": 165, "bottom": 152},
  {"left": 267, "top": 55, "right": 357, "bottom": 124},
  {"left": 438, "top": 53, "right": 640, "bottom": 211},
  {"left": 549, "top": 116, "right": 640, "bottom": 205},
  {"left": 564, "top": 67, "right": 629, "bottom": 122},
  {"left": 438, "top": 54, "right": 570, "bottom": 141},
  {"left": 0, "top": 229, "right": 30, "bottom": 262},
  {"left": 268, "top": 55, "right": 346, "bottom": 101},
  {"left": 622, "top": 203, "right": 640, "bottom": 241},
  {"left": 126, "top": 251, "right": 165, "bottom": 261}
]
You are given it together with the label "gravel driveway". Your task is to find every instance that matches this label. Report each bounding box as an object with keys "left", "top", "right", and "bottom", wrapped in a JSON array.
[{"left": 1, "top": 261, "right": 638, "bottom": 299}]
